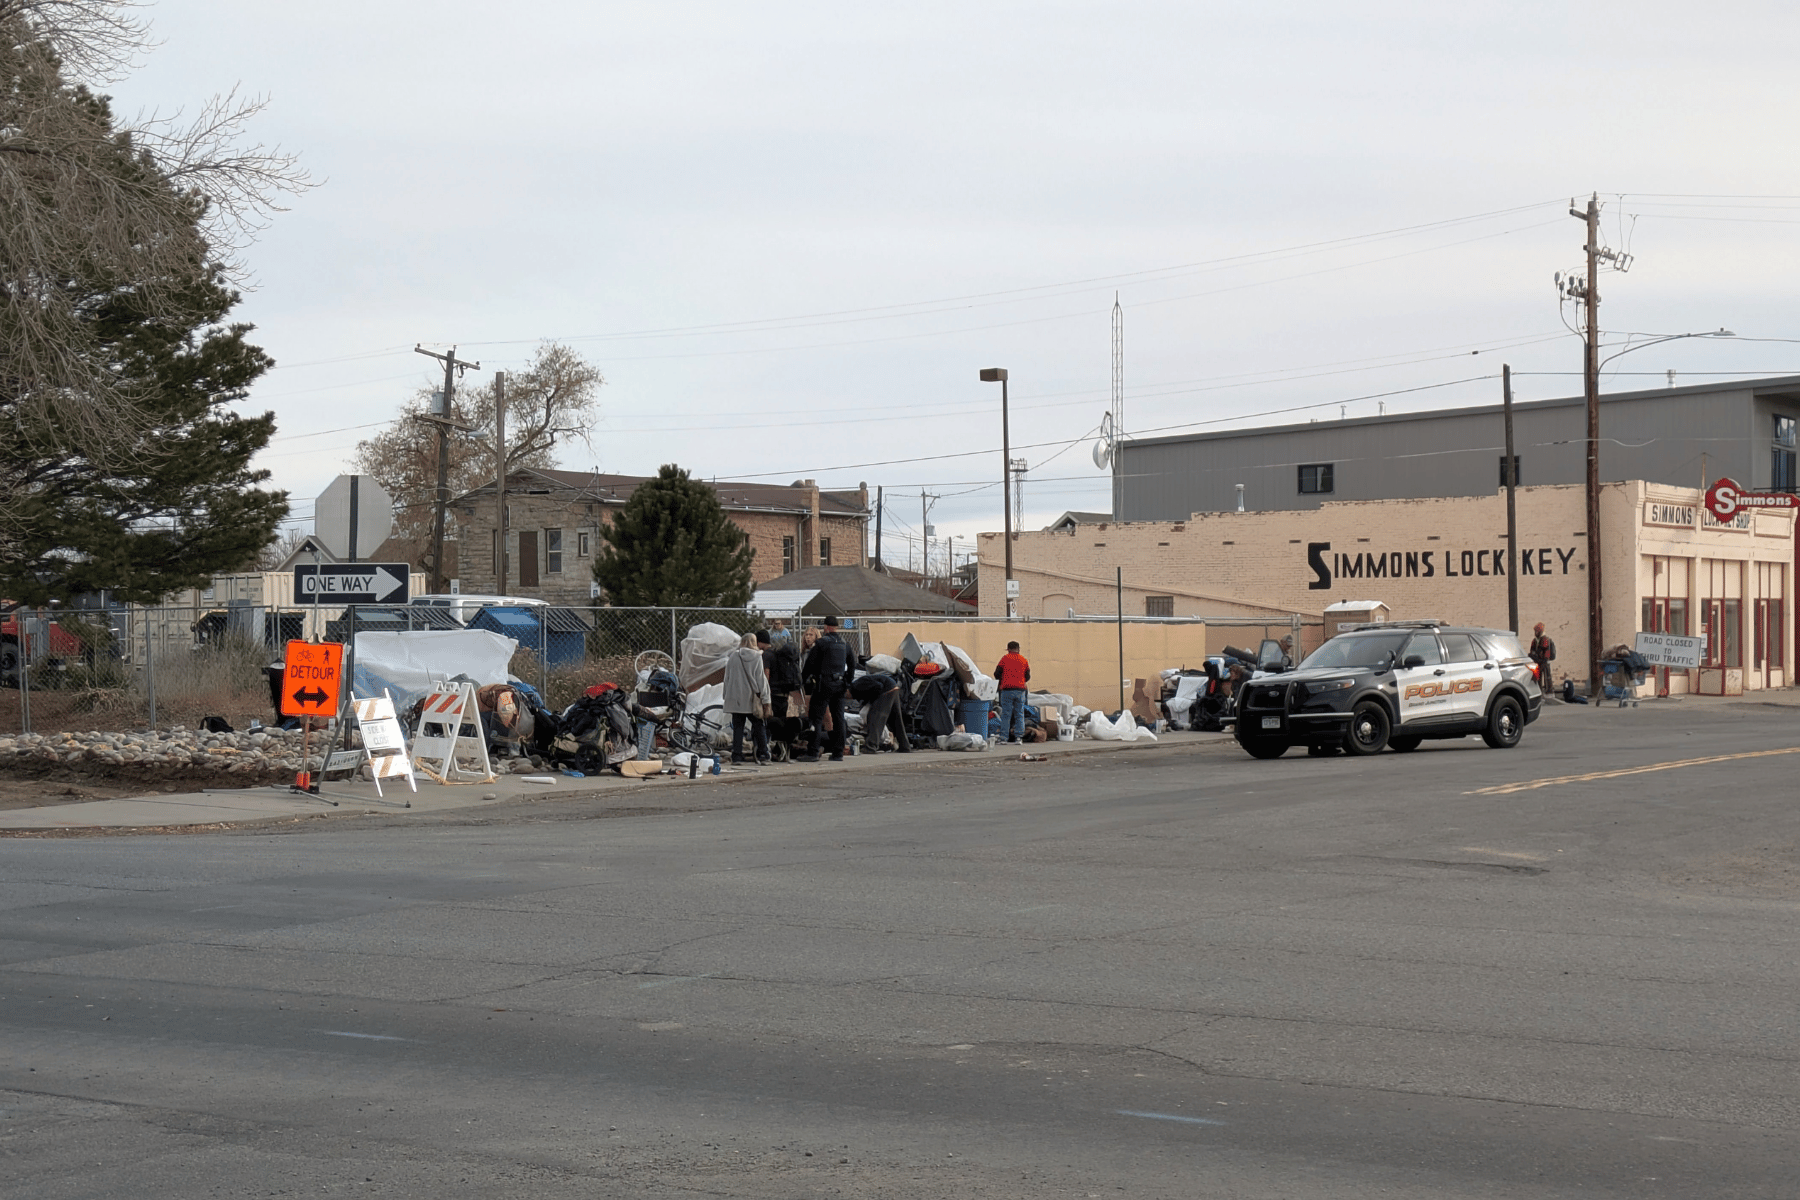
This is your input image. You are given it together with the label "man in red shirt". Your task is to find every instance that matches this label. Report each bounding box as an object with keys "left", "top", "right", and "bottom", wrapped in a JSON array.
[{"left": 993, "top": 641, "right": 1031, "bottom": 744}]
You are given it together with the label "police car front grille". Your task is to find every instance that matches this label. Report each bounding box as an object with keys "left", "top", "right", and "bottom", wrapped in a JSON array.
[{"left": 1244, "top": 684, "right": 1289, "bottom": 710}]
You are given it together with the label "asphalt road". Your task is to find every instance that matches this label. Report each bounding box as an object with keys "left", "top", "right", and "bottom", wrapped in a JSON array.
[{"left": 4, "top": 701, "right": 1799, "bottom": 1198}]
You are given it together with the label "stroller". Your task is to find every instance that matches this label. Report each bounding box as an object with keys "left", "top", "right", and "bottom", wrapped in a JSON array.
[
  {"left": 898, "top": 659, "right": 958, "bottom": 747},
  {"left": 548, "top": 684, "right": 639, "bottom": 772}
]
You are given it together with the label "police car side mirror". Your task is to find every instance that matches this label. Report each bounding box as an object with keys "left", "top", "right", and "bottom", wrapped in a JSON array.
[{"left": 1402, "top": 654, "right": 1425, "bottom": 669}]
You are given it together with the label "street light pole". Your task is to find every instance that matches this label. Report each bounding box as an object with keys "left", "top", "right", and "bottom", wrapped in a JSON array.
[{"left": 981, "top": 368, "right": 1014, "bottom": 617}]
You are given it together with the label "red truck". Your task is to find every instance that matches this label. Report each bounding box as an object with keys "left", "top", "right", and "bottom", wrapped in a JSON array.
[{"left": 0, "top": 604, "right": 90, "bottom": 685}]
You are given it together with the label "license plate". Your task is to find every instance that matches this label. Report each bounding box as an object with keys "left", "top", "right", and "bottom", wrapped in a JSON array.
[{"left": 1262, "top": 716, "right": 1281, "bottom": 730}]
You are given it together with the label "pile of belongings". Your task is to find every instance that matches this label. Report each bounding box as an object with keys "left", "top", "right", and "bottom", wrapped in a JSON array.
[
  {"left": 1157, "top": 646, "right": 1277, "bottom": 732},
  {"left": 838, "top": 634, "right": 1000, "bottom": 751},
  {"left": 896, "top": 642, "right": 959, "bottom": 745},
  {"left": 547, "top": 683, "right": 638, "bottom": 771}
]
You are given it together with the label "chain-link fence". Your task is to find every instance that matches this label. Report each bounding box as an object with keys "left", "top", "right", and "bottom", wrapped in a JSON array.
[{"left": 3, "top": 602, "right": 877, "bottom": 735}]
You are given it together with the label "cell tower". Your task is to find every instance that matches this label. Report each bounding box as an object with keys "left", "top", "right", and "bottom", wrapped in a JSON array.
[
  {"left": 1111, "top": 293, "right": 1124, "bottom": 442},
  {"left": 1092, "top": 295, "right": 1125, "bottom": 477}
]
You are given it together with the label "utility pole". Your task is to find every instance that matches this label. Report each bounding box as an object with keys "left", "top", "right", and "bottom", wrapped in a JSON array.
[
  {"left": 919, "top": 489, "right": 937, "bottom": 585},
  {"left": 1503, "top": 364, "right": 1519, "bottom": 635},
  {"left": 413, "top": 344, "right": 481, "bottom": 594},
  {"left": 979, "top": 368, "right": 1014, "bottom": 616},
  {"left": 873, "top": 486, "right": 883, "bottom": 570},
  {"left": 1575, "top": 195, "right": 1603, "bottom": 697},
  {"left": 493, "top": 373, "right": 507, "bottom": 593}
]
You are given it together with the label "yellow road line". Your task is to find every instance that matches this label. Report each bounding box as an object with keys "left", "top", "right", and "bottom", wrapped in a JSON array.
[{"left": 1465, "top": 747, "right": 1800, "bottom": 795}]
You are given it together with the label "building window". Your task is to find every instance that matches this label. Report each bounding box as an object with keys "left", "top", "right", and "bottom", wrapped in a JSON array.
[
  {"left": 1145, "top": 596, "right": 1174, "bottom": 617},
  {"left": 1775, "top": 416, "right": 1798, "bottom": 492},
  {"left": 545, "top": 529, "right": 563, "bottom": 574},
  {"left": 1297, "top": 463, "right": 1334, "bottom": 494},
  {"left": 782, "top": 536, "right": 796, "bottom": 574},
  {"left": 819, "top": 537, "right": 832, "bottom": 566},
  {"left": 577, "top": 531, "right": 590, "bottom": 557},
  {"left": 1499, "top": 455, "right": 1521, "bottom": 487}
]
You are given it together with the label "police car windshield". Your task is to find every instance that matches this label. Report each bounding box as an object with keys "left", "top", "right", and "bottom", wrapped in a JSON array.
[{"left": 1301, "top": 632, "right": 1409, "bottom": 671}]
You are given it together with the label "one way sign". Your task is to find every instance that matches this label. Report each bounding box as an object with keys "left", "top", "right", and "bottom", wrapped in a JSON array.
[{"left": 293, "top": 563, "right": 411, "bottom": 605}]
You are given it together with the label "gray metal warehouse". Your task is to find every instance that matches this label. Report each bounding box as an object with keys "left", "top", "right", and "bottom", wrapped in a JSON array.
[{"left": 1114, "top": 374, "right": 1800, "bottom": 522}]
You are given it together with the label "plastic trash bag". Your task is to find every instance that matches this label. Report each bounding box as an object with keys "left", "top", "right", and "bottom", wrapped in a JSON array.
[
  {"left": 679, "top": 622, "right": 741, "bottom": 689},
  {"left": 942, "top": 731, "right": 987, "bottom": 751}
]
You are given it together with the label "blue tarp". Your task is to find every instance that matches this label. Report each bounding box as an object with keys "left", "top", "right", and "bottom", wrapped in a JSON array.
[{"left": 466, "top": 606, "right": 587, "bottom": 668}]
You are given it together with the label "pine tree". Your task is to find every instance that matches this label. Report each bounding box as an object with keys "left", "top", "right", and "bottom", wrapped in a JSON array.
[
  {"left": 593, "top": 465, "right": 755, "bottom": 606},
  {"left": 0, "top": 14, "right": 288, "bottom": 604}
]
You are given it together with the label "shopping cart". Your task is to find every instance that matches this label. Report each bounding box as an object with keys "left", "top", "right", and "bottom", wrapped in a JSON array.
[{"left": 1600, "top": 659, "right": 1646, "bottom": 706}]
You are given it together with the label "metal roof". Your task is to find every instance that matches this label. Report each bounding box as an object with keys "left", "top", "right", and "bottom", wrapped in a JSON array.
[
  {"left": 1121, "top": 373, "right": 1800, "bottom": 451},
  {"left": 750, "top": 588, "right": 839, "bottom": 618}
]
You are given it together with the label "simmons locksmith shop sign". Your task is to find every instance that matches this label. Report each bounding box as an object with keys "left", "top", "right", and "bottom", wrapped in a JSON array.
[{"left": 1303, "top": 543, "right": 1579, "bottom": 590}]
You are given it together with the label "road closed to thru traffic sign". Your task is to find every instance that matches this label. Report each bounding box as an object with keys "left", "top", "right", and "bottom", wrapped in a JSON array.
[
  {"left": 282, "top": 640, "right": 345, "bottom": 718},
  {"left": 1634, "top": 631, "right": 1704, "bottom": 670}
]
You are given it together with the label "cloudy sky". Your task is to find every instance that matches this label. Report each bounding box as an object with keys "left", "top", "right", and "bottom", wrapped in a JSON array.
[{"left": 115, "top": 1, "right": 1800, "bottom": 574}]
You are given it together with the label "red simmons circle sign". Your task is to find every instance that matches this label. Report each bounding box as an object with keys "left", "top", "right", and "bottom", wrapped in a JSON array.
[{"left": 1703, "top": 476, "right": 1799, "bottom": 522}]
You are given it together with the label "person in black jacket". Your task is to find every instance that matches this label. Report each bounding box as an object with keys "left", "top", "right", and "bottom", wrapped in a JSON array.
[
  {"left": 849, "top": 670, "right": 910, "bottom": 753},
  {"left": 798, "top": 616, "right": 850, "bottom": 762}
]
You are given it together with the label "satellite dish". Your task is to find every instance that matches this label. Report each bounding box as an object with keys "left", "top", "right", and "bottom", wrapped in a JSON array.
[{"left": 1094, "top": 410, "right": 1117, "bottom": 470}]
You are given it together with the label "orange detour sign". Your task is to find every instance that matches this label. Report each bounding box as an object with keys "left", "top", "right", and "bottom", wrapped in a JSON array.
[{"left": 282, "top": 640, "right": 345, "bottom": 719}]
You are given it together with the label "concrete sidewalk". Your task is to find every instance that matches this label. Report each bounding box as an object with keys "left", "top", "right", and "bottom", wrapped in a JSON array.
[{"left": 0, "top": 729, "right": 1227, "bottom": 833}]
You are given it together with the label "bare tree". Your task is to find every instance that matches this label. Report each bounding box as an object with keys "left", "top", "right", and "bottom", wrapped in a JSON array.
[
  {"left": 0, "top": 0, "right": 311, "bottom": 547},
  {"left": 255, "top": 525, "right": 315, "bottom": 571},
  {"left": 353, "top": 343, "right": 604, "bottom": 578}
]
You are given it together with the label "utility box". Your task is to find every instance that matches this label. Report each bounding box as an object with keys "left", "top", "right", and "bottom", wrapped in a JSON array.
[{"left": 1323, "top": 600, "right": 1390, "bottom": 639}]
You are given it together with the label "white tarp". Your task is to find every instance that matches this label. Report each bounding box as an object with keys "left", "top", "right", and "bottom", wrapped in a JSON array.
[
  {"left": 1164, "top": 675, "right": 1207, "bottom": 719},
  {"left": 353, "top": 629, "right": 518, "bottom": 712},
  {"left": 680, "top": 622, "right": 741, "bottom": 689},
  {"left": 1087, "top": 710, "right": 1156, "bottom": 742}
]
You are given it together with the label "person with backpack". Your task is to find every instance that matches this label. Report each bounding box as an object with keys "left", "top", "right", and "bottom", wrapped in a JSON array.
[
  {"left": 799, "top": 616, "right": 851, "bottom": 762},
  {"left": 760, "top": 628, "right": 805, "bottom": 759},
  {"left": 1529, "top": 622, "right": 1556, "bottom": 687}
]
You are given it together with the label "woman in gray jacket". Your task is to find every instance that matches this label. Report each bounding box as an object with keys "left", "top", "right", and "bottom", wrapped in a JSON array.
[{"left": 723, "top": 632, "right": 773, "bottom": 765}]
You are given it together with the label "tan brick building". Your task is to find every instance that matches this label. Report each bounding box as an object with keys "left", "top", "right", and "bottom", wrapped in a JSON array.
[
  {"left": 979, "top": 481, "right": 1793, "bottom": 694},
  {"left": 450, "top": 469, "right": 869, "bottom": 604}
]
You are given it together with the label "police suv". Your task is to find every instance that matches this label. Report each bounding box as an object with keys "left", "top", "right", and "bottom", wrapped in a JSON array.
[{"left": 1233, "top": 621, "right": 1542, "bottom": 759}]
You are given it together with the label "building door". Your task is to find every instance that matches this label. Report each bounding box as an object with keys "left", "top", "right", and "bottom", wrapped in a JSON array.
[
  {"left": 1753, "top": 561, "right": 1785, "bottom": 689},
  {"left": 518, "top": 530, "right": 539, "bottom": 588},
  {"left": 1642, "top": 555, "right": 1689, "bottom": 697}
]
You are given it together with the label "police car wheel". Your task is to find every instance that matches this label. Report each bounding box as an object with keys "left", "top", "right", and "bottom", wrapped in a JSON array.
[
  {"left": 1482, "top": 695, "right": 1524, "bottom": 749},
  {"left": 1388, "top": 735, "right": 1423, "bottom": 753},
  {"left": 1239, "top": 738, "right": 1289, "bottom": 759},
  {"left": 1343, "top": 700, "right": 1391, "bottom": 756}
]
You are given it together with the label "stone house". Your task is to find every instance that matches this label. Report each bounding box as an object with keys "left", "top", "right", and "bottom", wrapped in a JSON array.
[{"left": 450, "top": 469, "right": 870, "bottom": 604}]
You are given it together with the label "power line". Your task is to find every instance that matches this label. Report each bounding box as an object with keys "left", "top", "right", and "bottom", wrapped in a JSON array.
[
  {"left": 585, "top": 218, "right": 1569, "bottom": 364},
  {"left": 445, "top": 199, "right": 1566, "bottom": 350}
]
